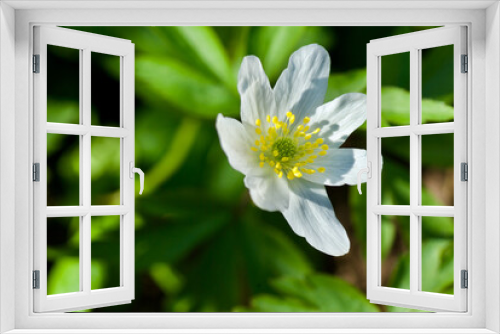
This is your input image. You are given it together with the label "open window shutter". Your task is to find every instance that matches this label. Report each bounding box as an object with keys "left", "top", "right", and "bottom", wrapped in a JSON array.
[
  {"left": 366, "top": 26, "right": 467, "bottom": 312},
  {"left": 33, "top": 26, "right": 136, "bottom": 312}
]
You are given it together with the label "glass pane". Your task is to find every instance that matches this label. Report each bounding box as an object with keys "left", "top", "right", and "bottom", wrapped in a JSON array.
[
  {"left": 47, "top": 217, "right": 80, "bottom": 295},
  {"left": 47, "top": 45, "right": 80, "bottom": 124},
  {"left": 381, "top": 136, "right": 410, "bottom": 205},
  {"left": 421, "top": 45, "right": 454, "bottom": 124},
  {"left": 421, "top": 216, "right": 454, "bottom": 294},
  {"left": 47, "top": 134, "right": 80, "bottom": 206},
  {"left": 91, "top": 137, "right": 121, "bottom": 205},
  {"left": 91, "top": 52, "right": 121, "bottom": 127},
  {"left": 381, "top": 51, "right": 410, "bottom": 127},
  {"left": 381, "top": 215, "right": 410, "bottom": 290},
  {"left": 91, "top": 216, "right": 121, "bottom": 290},
  {"left": 421, "top": 133, "right": 454, "bottom": 206}
]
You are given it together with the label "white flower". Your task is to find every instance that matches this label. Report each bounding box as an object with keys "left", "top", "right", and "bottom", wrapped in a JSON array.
[{"left": 216, "top": 44, "right": 367, "bottom": 256}]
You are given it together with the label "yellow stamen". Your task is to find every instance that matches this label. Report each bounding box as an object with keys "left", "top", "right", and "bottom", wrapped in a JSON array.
[
  {"left": 316, "top": 138, "right": 324, "bottom": 144},
  {"left": 255, "top": 119, "right": 261, "bottom": 126},
  {"left": 266, "top": 115, "right": 271, "bottom": 123},
  {"left": 318, "top": 167, "right": 326, "bottom": 173},
  {"left": 251, "top": 147, "right": 258, "bottom": 152},
  {"left": 321, "top": 144, "right": 329, "bottom": 150},
  {"left": 303, "top": 117, "right": 310, "bottom": 124},
  {"left": 259, "top": 162, "right": 265, "bottom": 168},
  {"left": 255, "top": 128, "right": 262, "bottom": 135},
  {"left": 319, "top": 151, "right": 327, "bottom": 156}
]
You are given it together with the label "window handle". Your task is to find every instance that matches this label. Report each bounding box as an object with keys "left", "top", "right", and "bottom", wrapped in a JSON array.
[
  {"left": 129, "top": 162, "right": 144, "bottom": 195},
  {"left": 357, "top": 161, "right": 371, "bottom": 195}
]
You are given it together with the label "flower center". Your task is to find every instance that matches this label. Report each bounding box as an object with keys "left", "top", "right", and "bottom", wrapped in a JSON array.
[
  {"left": 272, "top": 138, "right": 297, "bottom": 160},
  {"left": 250, "top": 112, "right": 328, "bottom": 180}
]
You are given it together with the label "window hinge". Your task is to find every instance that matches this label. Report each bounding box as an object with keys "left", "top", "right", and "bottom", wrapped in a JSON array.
[
  {"left": 461, "top": 162, "right": 468, "bottom": 181},
  {"left": 461, "top": 270, "right": 468, "bottom": 289},
  {"left": 461, "top": 54, "right": 468, "bottom": 73},
  {"left": 33, "top": 163, "right": 40, "bottom": 182},
  {"left": 33, "top": 54, "right": 40, "bottom": 73},
  {"left": 33, "top": 270, "right": 40, "bottom": 289}
]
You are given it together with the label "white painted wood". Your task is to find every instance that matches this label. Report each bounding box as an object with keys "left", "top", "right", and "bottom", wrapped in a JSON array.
[
  {"left": 46, "top": 123, "right": 130, "bottom": 137},
  {"left": 372, "top": 205, "right": 455, "bottom": 217},
  {"left": 8, "top": 5, "right": 490, "bottom": 333},
  {"left": 373, "top": 123, "right": 454, "bottom": 137},
  {"left": 33, "top": 26, "right": 135, "bottom": 313},
  {"left": 366, "top": 26, "right": 467, "bottom": 312},
  {"left": 0, "top": 2, "right": 17, "bottom": 333},
  {"left": 485, "top": 3, "right": 500, "bottom": 333}
]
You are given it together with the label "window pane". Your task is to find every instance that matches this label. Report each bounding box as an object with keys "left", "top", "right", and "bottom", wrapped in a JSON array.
[
  {"left": 421, "top": 216, "right": 454, "bottom": 295},
  {"left": 91, "top": 137, "right": 121, "bottom": 205},
  {"left": 421, "top": 45, "right": 454, "bottom": 124},
  {"left": 91, "top": 216, "right": 121, "bottom": 290},
  {"left": 381, "top": 52, "right": 410, "bottom": 127},
  {"left": 381, "top": 215, "right": 410, "bottom": 290},
  {"left": 381, "top": 136, "right": 410, "bottom": 205},
  {"left": 47, "top": 134, "right": 80, "bottom": 206},
  {"left": 91, "top": 52, "right": 121, "bottom": 127},
  {"left": 421, "top": 133, "right": 454, "bottom": 206},
  {"left": 47, "top": 217, "right": 80, "bottom": 295},
  {"left": 47, "top": 45, "right": 80, "bottom": 124}
]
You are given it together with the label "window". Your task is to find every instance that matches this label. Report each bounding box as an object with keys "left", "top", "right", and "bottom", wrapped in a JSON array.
[
  {"left": 33, "top": 26, "right": 137, "bottom": 312},
  {"left": 1, "top": 2, "right": 498, "bottom": 333},
  {"left": 366, "top": 26, "right": 467, "bottom": 312}
]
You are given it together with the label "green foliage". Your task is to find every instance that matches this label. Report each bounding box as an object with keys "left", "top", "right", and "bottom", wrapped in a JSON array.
[
  {"left": 236, "top": 274, "right": 379, "bottom": 312},
  {"left": 47, "top": 26, "right": 455, "bottom": 313}
]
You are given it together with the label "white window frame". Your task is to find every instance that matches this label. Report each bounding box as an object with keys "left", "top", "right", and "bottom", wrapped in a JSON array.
[
  {"left": 0, "top": 1, "right": 499, "bottom": 333},
  {"left": 366, "top": 26, "right": 468, "bottom": 312},
  {"left": 33, "top": 26, "right": 136, "bottom": 313}
]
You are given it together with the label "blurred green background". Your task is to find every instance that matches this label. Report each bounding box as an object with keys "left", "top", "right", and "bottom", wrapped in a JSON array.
[{"left": 45, "top": 26, "right": 455, "bottom": 312}]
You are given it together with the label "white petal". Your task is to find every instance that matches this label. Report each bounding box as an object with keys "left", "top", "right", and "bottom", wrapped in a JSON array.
[
  {"left": 274, "top": 44, "right": 330, "bottom": 124},
  {"left": 244, "top": 168, "right": 290, "bottom": 212},
  {"left": 238, "top": 56, "right": 277, "bottom": 125},
  {"left": 216, "top": 114, "right": 256, "bottom": 175},
  {"left": 282, "top": 180, "right": 350, "bottom": 256},
  {"left": 302, "top": 149, "right": 367, "bottom": 186},
  {"left": 310, "top": 93, "right": 366, "bottom": 148}
]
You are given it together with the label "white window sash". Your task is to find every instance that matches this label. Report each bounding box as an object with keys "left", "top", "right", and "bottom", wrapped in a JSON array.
[
  {"left": 32, "top": 26, "right": 135, "bottom": 313},
  {"left": 366, "top": 26, "right": 468, "bottom": 312}
]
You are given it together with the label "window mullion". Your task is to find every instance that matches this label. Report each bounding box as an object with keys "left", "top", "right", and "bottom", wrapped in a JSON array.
[
  {"left": 409, "top": 48, "right": 420, "bottom": 294},
  {"left": 82, "top": 47, "right": 92, "bottom": 294}
]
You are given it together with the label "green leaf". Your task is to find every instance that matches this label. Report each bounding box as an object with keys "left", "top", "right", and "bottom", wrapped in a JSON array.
[
  {"left": 234, "top": 294, "right": 316, "bottom": 312},
  {"left": 135, "top": 212, "right": 230, "bottom": 271},
  {"left": 47, "top": 257, "right": 80, "bottom": 295},
  {"left": 240, "top": 215, "right": 313, "bottom": 290},
  {"left": 135, "top": 56, "right": 239, "bottom": 119},
  {"left": 381, "top": 87, "right": 454, "bottom": 126},
  {"left": 325, "top": 69, "right": 367, "bottom": 101},
  {"left": 421, "top": 239, "right": 454, "bottom": 294},
  {"left": 146, "top": 118, "right": 202, "bottom": 194},
  {"left": 173, "top": 26, "right": 236, "bottom": 90},
  {"left": 242, "top": 274, "right": 379, "bottom": 312},
  {"left": 150, "top": 263, "right": 183, "bottom": 295}
]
